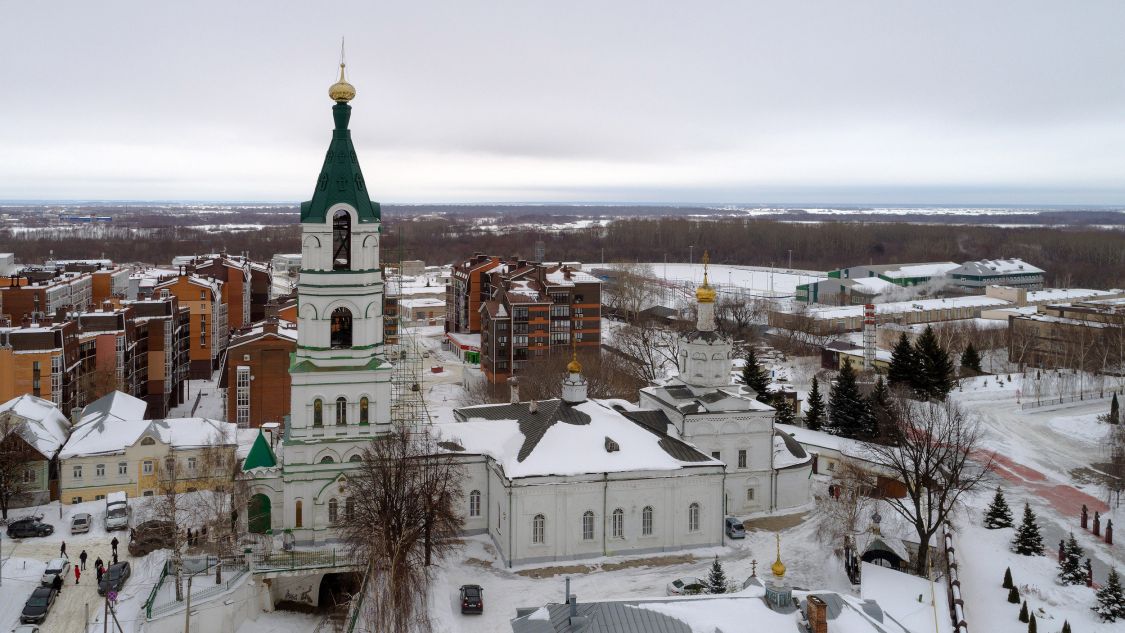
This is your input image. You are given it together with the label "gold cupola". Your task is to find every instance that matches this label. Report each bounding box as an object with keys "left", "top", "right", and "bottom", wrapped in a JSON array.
[
  {"left": 695, "top": 251, "right": 716, "bottom": 304},
  {"left": 329, "top": 62, "right": 356, "bottom": 103},
  {"left": 567, "top": 350, "right": 582, "bottom": 374}
]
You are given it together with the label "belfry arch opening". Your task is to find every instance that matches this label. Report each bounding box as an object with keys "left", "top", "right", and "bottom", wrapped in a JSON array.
[
  {"left": 332, "top": 210, "right": 351, "bottom": 270},
  {"left": 331, "top": 307, "right": 353, "bottom": 348}
]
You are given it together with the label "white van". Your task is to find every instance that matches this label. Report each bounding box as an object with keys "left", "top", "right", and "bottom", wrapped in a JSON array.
[{"left": 105, "top": 491, "right": 130, "bottom": 531}]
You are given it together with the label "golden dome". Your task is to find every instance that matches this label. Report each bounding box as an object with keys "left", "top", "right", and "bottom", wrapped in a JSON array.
[
  {"left": 567, "top": 351, "right": 582, "bottom": 374},
  {"left": 696, "top": 250, "right": 716, "bottom": 303},
  {"left": 329, "top": 63, "right": 356, "bottom": 103},
  {"left": 771, "top": 534, "right": 786, "bottom": 577}
]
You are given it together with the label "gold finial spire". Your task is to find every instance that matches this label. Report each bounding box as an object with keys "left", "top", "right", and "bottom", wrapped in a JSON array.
[
  {"left": 329, "top": 37, "right": 356, "bottom": 103},
  {"left": 771, "top": 533, "right": 786, "bottom": 577},
  {"left": 567, "top": 347, "right": 582, "bottom": 374},
  {"left": 695, "top": 250, "right": 716, "bottom": 303}
]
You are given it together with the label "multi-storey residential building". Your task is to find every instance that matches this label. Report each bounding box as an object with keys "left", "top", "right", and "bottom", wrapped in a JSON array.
[
  {"left": 186, "top": 255, "right": 253, "bottom": 331},
  {"left": 0, "top": 270, "right": 94, "bottom": 323},
  {"left": 75, "top": 306, "right": 147, "bottom": 403},
  {"left": 154, "top": 274, "right": 228, "bottom": 378},
  {"left": 0, "top": 320, "right": 81, "bottom": 415},
  {"left": 476, "top": 261, "right": 602, "bottom": 383},
  {"left": 130, "top": 297, "right": 192, "bottom": 417},
  {"left": 218, "top": 319, "right": 297, "bottom": 428},
  {"left": 446, "top": 253, "right": 502, "bottom": 334}
]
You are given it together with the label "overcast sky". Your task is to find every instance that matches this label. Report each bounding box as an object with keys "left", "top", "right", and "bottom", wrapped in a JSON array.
[{"left": 2, "top": 1, "right": 1124, "bottom": 205}]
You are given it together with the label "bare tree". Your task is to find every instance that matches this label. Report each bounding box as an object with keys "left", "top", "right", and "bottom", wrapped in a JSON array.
[
  {"left": 865, "top": 397, "right": 992, "bottom": 575},
  {"left": 815, "top": 458, "right": 878, "bottom": 552},
  {"left": 603, "top": 263, "right": 657, "bottom": 321},
  {"left": 190, "top": 437, "right": 244, "bottom": 583},
  {"left": 513, "top": 350, "right": 646, "bottom": 402},
  {"left": 0, "top": 416, "right": 35, "bottom": 520},
  {"left": 76, "top": 367, "right": 121, "bottom": 403},
  {"left": 147, "top": 447, "right": 188, "bottom": 601},
  {"left": 610, "top": 322, "right": 683, "bottom": 383},
  {"left": 340, "top": 428, "right": 464, "bottom": 633}
]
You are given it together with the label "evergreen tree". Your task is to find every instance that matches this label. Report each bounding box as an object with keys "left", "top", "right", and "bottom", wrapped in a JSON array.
[
  {"left": 1008, "top": 585, "right": 1021, "bottom": 604},
  {"left": 1019, "top": 600, "right": 1029, "bottom": 623},
  {"left": 707, "top": 555, "right": 728, "bottom": 594},
  {"left": 1061, "top": 620, "right": 1071, "bottom": 633},
  {"left": 805, "top": 376, "right": 826, "bottom": 431},
  {"left": 772, "top": 393, "right": 796, "bottom": 426},
  {"left": 888, "top": 332, "right": 920, "bottom": 391},
  {"left": 1094, "top": 568, "right": 1125, "bottom": 622},
  {"left": 1012, "top": 503, "right": 1045, "bottom": 556},
  {"left": 827, "top": 359, "right": 870, "bottom": 438},
  {"left": 985, "top": 487, "right": 1015, "bottom": 529},
  {"left": 960, "top": 342, "right": 982, "bottom": 373},
  {"left": 1028, "top": 614, "right": 1036, "bottom": 633},
  {"left": 867, "top": 376, "right": 892, "bottom": 441},
  {"left": 1003, "top": 566, "right": 1014, "bottom": 589},
  {"left": 914, "top": 326, "right": 955, "bottom": 399},
  {"left": 741, "top": 347, "right": 772, "bottom": 404},
  {"left": 1057, "top": 533, "right": 1086, "bottom": 585},
  {"left": 1109, "top": 393, "right": 1120, "bottom": 425}
]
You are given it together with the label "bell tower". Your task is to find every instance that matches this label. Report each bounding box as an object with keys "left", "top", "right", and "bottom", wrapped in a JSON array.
[{"left": 678, "top": 251, "right": 734, "bottom": 387}]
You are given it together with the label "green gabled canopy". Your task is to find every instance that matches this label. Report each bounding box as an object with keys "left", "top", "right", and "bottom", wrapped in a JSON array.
[
  {"left": 300, "top": 102, "right": 381, "bottom": 224},
  {"left": 243, "top": 429, "right": 278, "bottom": 470}
]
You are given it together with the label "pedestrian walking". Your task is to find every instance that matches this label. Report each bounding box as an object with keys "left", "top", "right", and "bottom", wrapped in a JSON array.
[
  {"left": 74, "top": 565, "right": 81, "bottom": 585},
  {"left": 186, "top": 527, "right": 193, "bottom": 547},
  {"left": 52, "top": 573, "right": 63, "bottom": 595},
  {"left": 96, "top": 563, "right": 104, "bottom": 583},
  {"left": 110, "top": 536, "right": 119, "bottom": 556},
  {"left": 60, "top": 541, "right": 67, "bottom": 558},
  {"left": 94, "top": 556, "right": 103, "bottom": 573},
  {"left": 112, "top": 551, "right": 118, "bottom": 565},
  {"left": 79, "top": 549, "right": 88, "bottom": 570}
]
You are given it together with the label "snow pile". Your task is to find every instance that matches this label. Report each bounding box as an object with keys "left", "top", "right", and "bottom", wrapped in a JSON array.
[{"left": 1046, "top": 412, "right": 1111, "bottom": 445}]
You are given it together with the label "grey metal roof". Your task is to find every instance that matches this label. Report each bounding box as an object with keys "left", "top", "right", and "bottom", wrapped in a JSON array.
[
  {"left": 774, "top": 430, "right": 808, "bottom": 460},
  {"left": 510, "top": 601, "right": 691, "bottom": 633}
]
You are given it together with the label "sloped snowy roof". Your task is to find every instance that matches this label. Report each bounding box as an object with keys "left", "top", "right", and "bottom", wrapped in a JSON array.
[
  {"left": 802, "top": 295, "right": 1009, "bottom": 320},
  {"left": 879, "top": 262, "right": 959, "bottom": 279},
  {"left": 76, "top": 391, "right": 148, "bottom": 428},
  {"left": 0, "top": 394, "right": 70, "bottom": 459},
  {"left": 442, "top": 398, "right": 719, "bottom": 478},
  {"left": 849, "top": 277, "right": 897, "bottom": 293},
  {"left": 860, "top": 563, "right": 952, "bottom": 633},
  {"left": 1025, "top": 288, "right": 1115, "bottom": 303},
  {"left": 956, "top": 258, "right": 1043, "bottom": 275},
  {"left": 62, "top": 415, "right": 235, "bottom": 459}
]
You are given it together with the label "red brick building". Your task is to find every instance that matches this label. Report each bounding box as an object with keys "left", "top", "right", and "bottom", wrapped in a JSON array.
[{"left": 218, "top": 320, "right": 297, "bottom": 428}]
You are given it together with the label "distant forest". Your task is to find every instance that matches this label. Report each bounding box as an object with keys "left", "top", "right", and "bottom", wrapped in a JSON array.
[{"left": 3, "top": 211, "right": 1124, "bottom": 288}]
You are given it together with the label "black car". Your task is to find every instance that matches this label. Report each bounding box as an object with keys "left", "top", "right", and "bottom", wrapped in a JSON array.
[
  {"left": 6, "top": 518, "right": 54, "bottom": 538},
  {"left": 459, "top": 584, "right": 483, "bottom": 614},
  {"left": 128, "top": 520, "right": 175, "bottom": 556},
  {"left": 98, "top": 561, "right": 132, "bottom": 596},
  {"left": 21, "top": 586, "right": 57, "bottom": 624}
]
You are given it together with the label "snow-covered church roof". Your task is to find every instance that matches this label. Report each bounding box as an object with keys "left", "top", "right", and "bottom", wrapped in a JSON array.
[{"left": 0, "top": 394, "right": 70, "bottom": 459}]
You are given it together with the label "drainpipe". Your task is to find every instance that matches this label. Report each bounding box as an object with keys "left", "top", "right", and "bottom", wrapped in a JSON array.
[
  {"left": 602, "top": 473, "right": 608, "bottom": 558},
  {"left": 721, "top": 469, "right": 727, "bottom": 547},
  {"left": 507, "top": 484, "right": 513, "bottom": 569}
]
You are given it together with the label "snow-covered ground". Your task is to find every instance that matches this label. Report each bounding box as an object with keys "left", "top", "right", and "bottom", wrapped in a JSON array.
[{"left": 636, "top": 262, "right": 826, "bottom": 296}]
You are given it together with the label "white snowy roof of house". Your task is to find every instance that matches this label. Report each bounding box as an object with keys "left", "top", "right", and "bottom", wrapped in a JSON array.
[
  {"left": 61, "top": 416, "right": 236, "bottom": 459},
  {"left": 440, "top": 398, "right": 721, "bottom": 479},
  {"left": 956, "top": 258, "right": 1043, "bottom": 275},
  {"left": 860, "top": 563, "right": 953, "bottom": 633},
  {"left": 544, "top": 268, "right": 600, "bottom": 286},
  {"left": 879, "top": 262, "right": 959, "bottom": 279},
  {"left": 849, "top": 277, "right": 897, "bottom": 293},
  {"left": 0, "top": 394, "right": 70, "bottom": 459},
  {"left": 398, "top": 298, "right": 445, "bottom": 309},
  {"left": 802, "top": 295, "right": 1009, "bottom": 320},
  {"left": 1025, "top": 288, "right": 1115, "bottom": 303},
  {"left": 76, "top": 391, "right": 149, "bottom": 428}
]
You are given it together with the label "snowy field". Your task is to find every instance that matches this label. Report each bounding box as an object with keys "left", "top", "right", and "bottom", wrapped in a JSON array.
[{"left": 635, "top": 262, "right": 826, "bottom": 296}]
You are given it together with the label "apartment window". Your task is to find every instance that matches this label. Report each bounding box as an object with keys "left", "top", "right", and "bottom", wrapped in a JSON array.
[
  {"left": 328, "top": 498, "right": 339, "bottom": 524},
  {"left": 187, "top": 457, "right": 196, "bottom": 473},
  {"left": 512, "top": 307, "right": 528, "bottom": 320},
  {"left": 550, "top": 332, "right": 569, "bottom": 345},
  {"left": 551, "top": 305, "right": 570, "bottom": 317},
  {"left": 336, "top": 397, "right": 348, "bottom": 426},
  {"left": 96, "top": 464, "right": 105, "bottom": 477},
  {"left": 71, "top": 496, "right": 83, "bottom": 504},
  {"left": 143, "top": 490, "right": 154, "bottom": 497},
  {"left": 32, "top": 361, "right": 41, "bottom": 396},
  {"left": 827, "top": 461, "right": 836, "bottom": 472},
  {"left": 23, "top": 468, "right": 36, "bottom": 483},
  {"left": 531, "top": 514, "right": 545, "bottom": 544},
  {"left": 611, "top": 508, "right": 624, "bottom": 539},
  {"left": 236, "top": 366, "right": 251, "bottom": 428},
  {"left": 143, "top": 460, "right": 154, "bottom": 475},
  {"left": 513, "top": 335, "right": 528, "bottom": 346},
  {"left": 746, "top": 488, "right": 755, "bottom": 501},
  {"left": 73, "top": 465, "right": 83, "bottom": 479},
  {"left": 469, "top": 490, "right": 481, "bottom": 517},
  {"left": 118, "top": 462, "right": 127, "bottom": 475},
  {"left": 688, "top": 502, "right": 700, "bottom": 533},
  {"left": 200, "top": 290, "right": 206, "bottom": 300},
  {"left": 711, "top": 451, "right": 720, "bottom": 461},
  {"left": 95, "top": 494, "right": 105, "bottom": 501},
  {"left": 582, "top": 510, "right": 595, "bottom": 541},
  {"left": 738, "top": 450, "right": 747, "bottom": 469},
  {"left": 642, "top": 506, "right": 654, "bottom": 536},
  {"left": 160, "top": 289, "right": 169, "bottom": 299}
]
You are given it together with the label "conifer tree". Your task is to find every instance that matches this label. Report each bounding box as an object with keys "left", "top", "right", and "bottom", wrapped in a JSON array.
[
  {"left": 1094, "top": 568, "right": 1125, "bottom": 622},
  {"left": 888, "top": 332, "right": 920, "bottom": 391},
  {"left": 1109, "top": 393, "right": 1120, "bottom": 425},
  {"left": 1061, "top": 620, "right": 1071, "bottom": 633},
  {"left": 1028, "top": 614, "right": 1037, "bottom": 633},
  {"left": 985, "top": 487, "right": 1014, "bottom": 529},
  {"left": 960, "top": 342, "right": 982, "bottom": 373},
  {"left": 915, "top": 326, "right": 955, "bottom": 399},
  {"left": 827, "top": 359, "right": 870, "bottom": 438},
  {"left": 1003, "top": 566, "right": 1013, "bottom": 589},
  {"left": 772, "top": 393, "right": 796, "bottom": 426},
  {"left": 707, "top": 555, "right": 728, "bottom": 594},
  {"left": 1012, "top": 503, "right": 1045, "bottom": 556},
  {"left": 805, "top": 376, "right": 826, "bottom": 431},
  {"left": 741, "top": 347, "right": 772, "bottom": 404},
  {"left": 1008, "top": 584, "right": 1021, "bottom": 603},
  {"left": 1058, "top": 533, "right": 1086, "bottom": 585},
  {"left": 867, "top": 376, "right": 891, "bottom": 441},
  {"left": 1019, "top": 600, "right": 1029, "bottom": 623}
]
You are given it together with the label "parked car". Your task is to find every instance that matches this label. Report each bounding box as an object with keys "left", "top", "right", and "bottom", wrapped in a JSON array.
[
  {"left": 459, "top": 584, "right": 484, "bottom": 614},
  {"left": 98, "top": 561, "right": 132, "bottom": 596},
  {"left": 725, "top": 517, "right": 746, "bottom": 539},
  {"left": 6, "top": 517, "right": 54, "bottom": 538},
  {"left": 20, "top": 586, "right": 57, "bottom": 624},
  {"left": 70, "top": 512, "right": 93, "bottom": 535},
  {"left": 128, "top": 520, "right": 175, "bottom": 556},
  {"left": 666, "top": 576, "right": 706, "bottom": 596},
  {"left": 40, "top": 558, "right": 71, "bottom": 586},
  {"left": 13, "top": 625, "right": 41, "bottom": 633}
]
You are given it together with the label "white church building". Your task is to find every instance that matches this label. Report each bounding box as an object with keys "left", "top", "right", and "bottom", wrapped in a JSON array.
[{"left": 437, "top": 263, "right": 812, "bottom": 567}]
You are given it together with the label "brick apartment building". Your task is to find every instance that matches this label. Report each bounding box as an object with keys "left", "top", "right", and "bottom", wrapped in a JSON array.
[
  {"left": 218, "top": 318, "right": 298, "bottom": 428},
  {"left": 130, "top": 297, "right": 191, "bottom": 417},
  {"left": 0, "top": 320, "right": 81, "bottom": 415},
  {"left": 447, "top": 255, "right": 601, "bottom": 383},
  {"left": 1009, "top": 297, "right": 1125, "bottom": 370},
  {"left": 154, "top": 274, "right": 228, "bottom": 378}
]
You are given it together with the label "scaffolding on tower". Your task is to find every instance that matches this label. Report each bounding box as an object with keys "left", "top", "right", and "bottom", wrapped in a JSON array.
[{"left": 385, "top": 237, "right": 431, "bottom": 428}]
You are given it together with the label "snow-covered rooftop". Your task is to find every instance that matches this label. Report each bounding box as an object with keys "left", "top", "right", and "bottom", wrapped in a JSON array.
[
  {"left": 1025, "top": 288, "right": 1115, "bottom": 303},
  {"left": 0, "top": 394, "right": 70, "bottom": 458},
  {"left": 879, "top": 262, "right": 959, "bottom": 279},
  {"left": 956, "top": 258, "right": 1043, "bottom": 275},
  {"left": 398, "top": 298, "right": 445, "bottom": 309},
  {"left": 860, "top": 563, "right": 953, "bottom": 633},
  {"left": 802, "top": 295, "right": 1009, "bottom": 320},
  {"left": 61, "top": 416, "right": 236, "bottom": 459}
]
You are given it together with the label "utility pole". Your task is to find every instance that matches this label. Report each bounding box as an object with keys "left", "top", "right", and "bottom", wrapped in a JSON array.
[
  {"left": 104, "top": 596, "right": 109, "bottom": 633},
  {"left": 185, "top": 574, "right": 193, "bottom": 632},
  {"left": 788, "top": 249, "right": 793, "bottom": 270},
  {"left": 689, "top": 245, "right": 694, "bottom": 269}
]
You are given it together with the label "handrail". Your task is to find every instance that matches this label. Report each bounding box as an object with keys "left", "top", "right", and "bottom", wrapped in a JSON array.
[{"left": 143, "top": 560, "right": 171, "bottom": 619}]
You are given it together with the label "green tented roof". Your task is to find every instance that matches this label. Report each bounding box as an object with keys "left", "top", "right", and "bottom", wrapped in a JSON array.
[
  {"left": 300, "top": 102, "right": 381, "bottom": 225},
  {"left": 243, "top": 429, "right": 278, "bottom": 470}
]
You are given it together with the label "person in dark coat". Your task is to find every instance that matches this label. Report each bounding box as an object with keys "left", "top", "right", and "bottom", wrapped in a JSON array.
[
  {"left": 94, "top": 556, "right": 103, "bottom": 573},
  {"left": 96, "top": 562, "right": 104, "bottom": 583},
  {"left": 79, "top": 549, "right": 88, "bottom": 570},
  {"left": 110, "top": 536, "right": 119, "bottom": 556},
  {"left": 60, "top": 541, "right": 67, "bottom": 558},
  {"left": 112, "top": 551, "right": 118, "bottom": 565},
  {"left": 51, "top": 573, "right": 63, "bottom": 595}
]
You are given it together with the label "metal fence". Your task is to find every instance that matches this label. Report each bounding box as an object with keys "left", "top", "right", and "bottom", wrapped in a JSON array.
[
  {"left": 145, "top": 558, "right": 250, "bottom": 619},
  {"left": 251, "top": 548, "right": 358, "bottom": 571}
]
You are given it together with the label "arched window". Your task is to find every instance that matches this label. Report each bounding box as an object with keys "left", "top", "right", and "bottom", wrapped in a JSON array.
[
  {"left": 642, "top": 506, "right": 654, "bottom": 536},
  {"left": 328, "top": 498, "right": 338, "bottom": 524},
  {"left": 582, "top": 510, "right": 595, "bottom": 541},
  {"left": 295, "top": 499, "right": 303, "bottom": 528},
  {"left": 688, "top": 502, "right": 700, "bottom": 533},
  {"left": 335, "top": 397, "right": 348, "bottom": 426},
  {"left": 532, "top": 514, "right": 545, "bottom": 544},
  {"left": 345, "top": 497, "right": 355, "bottom": 521},
  {"left": 349, "top": 454, "right": 362, "bottom": 463},
  {"left": 320, "top": 455, "right": 335, "bottom": 464},
  {"left": 469, "top": 490, "right": 481, "bottom": 517},
  {"left": 359, "top": 397, "right": 369, "bottom": 425},
  {"left": 612, "top": 508, "right": 624, "bottom": 539},
  {"left": 140, "top": 437, "right": 155, "bottom": 446},
  {"left": 313, "top": 399, "right": 323, "bottom": 427},
  {"left": 332, "top": 210, "right": 351, "bottom": 270},
  {"left": 331, "top": 308, "right": 353, "bottom": 349}
]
